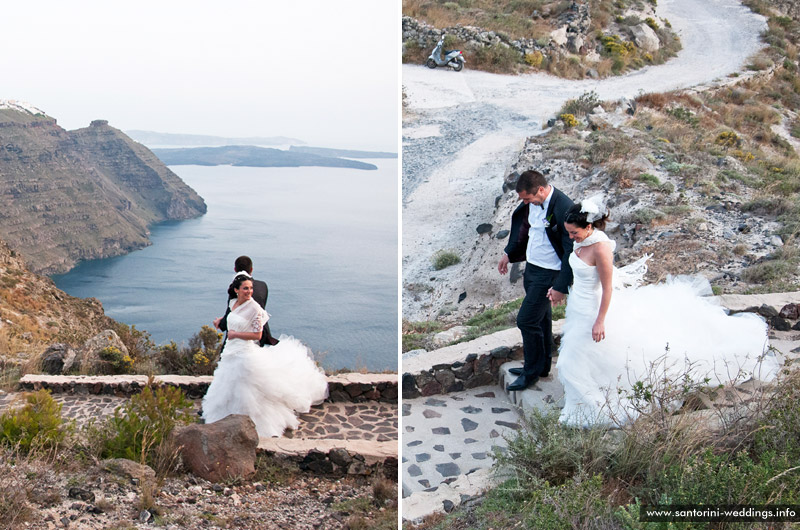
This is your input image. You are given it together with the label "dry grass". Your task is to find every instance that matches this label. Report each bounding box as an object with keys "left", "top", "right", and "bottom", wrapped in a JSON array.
[
  {"left": 403, "top": 0, "right": 558, "bottom": 41},
  {"left": 0, "top": 455, "right": 34, "bottom": 530}
]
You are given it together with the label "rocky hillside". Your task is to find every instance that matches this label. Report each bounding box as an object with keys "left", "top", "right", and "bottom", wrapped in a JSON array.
[
  {"left": 0, "top": 103, "right": 207, "bottom": 274},
  {"left": 0, "top": 237, "right": 112, "bottom": 368},
  {"left": 402, "top": 0, "right": 681, "bottom": 77}
]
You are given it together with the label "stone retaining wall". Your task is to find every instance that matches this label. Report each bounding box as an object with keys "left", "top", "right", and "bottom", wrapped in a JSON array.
[
  {"left": 402, "top": 345, "right": 523, "bottom": 399},
  {"left": 18, "top": 373, "right": 398, "bottom": 403},
  {"left": 258, "top": 439, "right": 398, "bottom": 478}
]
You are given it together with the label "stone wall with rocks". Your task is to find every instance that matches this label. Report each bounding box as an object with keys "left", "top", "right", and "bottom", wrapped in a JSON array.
[
  {"left": 402, "top": 345, "right": 523, "bottom": 399},
  {"left": 18, "top": 373, "right": 398, "bottom": 403},
  {"left": 293, "top": 448, "right": 398, "bottom": 478},
  {"left": 403, "top": 1, "right": 671, "bottom": 75}
]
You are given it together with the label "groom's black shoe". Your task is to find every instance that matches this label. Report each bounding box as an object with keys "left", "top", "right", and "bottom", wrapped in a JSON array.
[
  {"left": 509, "top": 367, "right": 551, "bottom": 377},
  {"left": 507, "top": 374, "right": 538, "bottom": 392}
]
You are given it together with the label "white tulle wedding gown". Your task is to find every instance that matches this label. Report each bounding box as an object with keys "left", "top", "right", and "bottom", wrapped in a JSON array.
[
  {"left": 556, "top": 231, "right": 780, "bottom": 426},
  {"left": 202, "top": 298, "right": 329, "bottom": 437}
]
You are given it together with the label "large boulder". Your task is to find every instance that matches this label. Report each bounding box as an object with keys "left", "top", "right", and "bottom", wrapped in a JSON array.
[
  {"left": 172, "top": 414, "right": 259, "bottom": 483},
  {"left": 40, "top": 343, "right": 77, "bottom": 374},
  {"left": 75, "top": 330, "right": 129, "bottom": 374},
  {"left": 630, "top": 23, "right": 660, "bottom": 52}
]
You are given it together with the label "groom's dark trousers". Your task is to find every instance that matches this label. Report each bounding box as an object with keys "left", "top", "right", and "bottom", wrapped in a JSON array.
[
  {"left": 518, "top": 264, "right": 560, "bottom": 378},
  {"left": 504, "top": 186, "right": 575, "bottom": 380}
]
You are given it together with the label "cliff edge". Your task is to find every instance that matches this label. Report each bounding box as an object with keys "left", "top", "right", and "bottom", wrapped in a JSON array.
[{"left": 0, "top": 104, "right": 207, "bottom": 274}]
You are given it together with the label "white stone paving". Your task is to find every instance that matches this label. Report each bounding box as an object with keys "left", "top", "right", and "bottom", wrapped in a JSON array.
[{"left": 402, "top": 386, "right": 522, "bottom": 497}]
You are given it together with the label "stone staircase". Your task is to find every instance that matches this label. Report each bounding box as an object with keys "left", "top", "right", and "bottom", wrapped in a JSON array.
[
  {"left": 401, "top": 291, "right": 800, "bottom": 522},
  {"left": 2, "top": 372, "right": 398, "bottom": 477}
]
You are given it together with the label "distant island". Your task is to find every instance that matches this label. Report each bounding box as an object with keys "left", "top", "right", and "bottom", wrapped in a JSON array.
[
  {"left": 289, "top": 146, "right": 397, "bottom": 159},
  {"left": 126, "top": 130, "right": 306, "bottom": 147},
  {"left": 151, "top": 146, "right": 380, "bottom": 170}
]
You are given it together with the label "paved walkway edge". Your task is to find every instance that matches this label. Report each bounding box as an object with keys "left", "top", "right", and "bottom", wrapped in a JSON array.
[
  {"left": 259, "top": 439, "right": 398, "bottom": 476},
  {"left": 402, "top": 468, "right": 496, "bottom": 523}
]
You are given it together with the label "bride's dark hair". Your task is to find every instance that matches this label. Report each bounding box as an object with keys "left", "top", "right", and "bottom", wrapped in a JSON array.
[
  {"left": 564, "top": 203, "right": 608, "bottom": 230},
  {"left": 228, "top": 273, "right": 252, "bottom": 299}
]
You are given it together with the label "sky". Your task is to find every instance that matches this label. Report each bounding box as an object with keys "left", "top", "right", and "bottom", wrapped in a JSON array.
[{"left": 0, "top": 1, "right": 399, "bottom": 151}]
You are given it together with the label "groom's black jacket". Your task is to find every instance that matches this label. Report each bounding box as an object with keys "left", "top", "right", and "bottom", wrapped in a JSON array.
[{"left": 504, "top": 186, "right": 575, "bottom": 294}]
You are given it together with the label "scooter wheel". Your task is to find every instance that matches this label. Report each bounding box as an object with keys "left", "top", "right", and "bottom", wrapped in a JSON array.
[
  {"left": 452, "top": 60, "right": 463, "bottom": 72},
  {"left": 425, "top": 58, "right": 437, "bottom": 69}
]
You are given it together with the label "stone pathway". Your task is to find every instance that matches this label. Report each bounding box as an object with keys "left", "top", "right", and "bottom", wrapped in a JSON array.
[
  {"left": 294, "top": 402, "right": 397, "bottom": 442},
  {"left": 402, "top": 386, "right": 520, "bottom": 498},
  {"left": 0, "top": 373, "right": 398, "bottom": 476},
  {"left": 0, "top": 392, "right": 398, "bottom": 444},
  {"left": 401, "top": 291, "right": 800, "bottom": 522},
  {"left": 0, "top": 392, "right": 131, "bottom": 426}
]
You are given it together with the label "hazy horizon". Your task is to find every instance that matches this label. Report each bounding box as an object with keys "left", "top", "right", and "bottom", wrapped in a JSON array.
[{"left": 0, "top": 1, "right": 398, "bottom": 152}]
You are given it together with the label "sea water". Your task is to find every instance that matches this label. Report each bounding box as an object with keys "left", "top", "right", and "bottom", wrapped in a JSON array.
[{"left": 52, "top": 160, "right": 398, "bottom": 372}]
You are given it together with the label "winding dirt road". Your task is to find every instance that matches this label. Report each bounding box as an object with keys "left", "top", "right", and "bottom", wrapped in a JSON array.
[{"left": 402, "top": 0, "right": 767, "bottom": 321}]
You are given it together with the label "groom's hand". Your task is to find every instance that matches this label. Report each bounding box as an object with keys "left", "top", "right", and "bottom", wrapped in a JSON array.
[
  {"left": 213, "top": 317, "right": 223, "bottom": 330},
  {"left": 498, "top": 254, "right": 510, "bottom": 275},
  {"left": 547, "top": 288, "right": 566, "bottom": 306}
]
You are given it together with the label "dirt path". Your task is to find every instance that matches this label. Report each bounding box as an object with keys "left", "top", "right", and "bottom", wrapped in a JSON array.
[{"left": 402, "top": 0, "right": 767, "bottom": 320}]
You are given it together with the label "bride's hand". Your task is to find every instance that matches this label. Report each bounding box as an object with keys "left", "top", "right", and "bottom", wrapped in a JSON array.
[{"left": 592, "top": 321, "right": 605, "bottom": 342}]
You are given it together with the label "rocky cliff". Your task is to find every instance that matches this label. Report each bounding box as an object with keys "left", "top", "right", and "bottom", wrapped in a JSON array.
[
  {"left": 0, "top": 236, "right": 111, "bottom": 353},
  {"left": 0, "top": 105, "right": 207, "bottom": 274}
]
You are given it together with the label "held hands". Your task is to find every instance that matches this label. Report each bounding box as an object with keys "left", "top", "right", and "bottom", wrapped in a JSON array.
[
  {"left": 592, "top": 320, "right": 606, "bottom": 342},
  {"left": 547, "top": 288, "right": 566, "bottom": 307},
  {"left": 498, "top": 254, "right": 510, "bottom": 275},
  {"left": 213, "top": 317, "right": 223, "bottom": 330}
]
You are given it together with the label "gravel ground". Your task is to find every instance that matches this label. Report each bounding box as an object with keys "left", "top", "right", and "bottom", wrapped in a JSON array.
[
  {"left": 3, "top": 459, "right": 397, "bottom": 530},
  {"left": 402, "top": 0, "right": 768, "bottom": 321}
]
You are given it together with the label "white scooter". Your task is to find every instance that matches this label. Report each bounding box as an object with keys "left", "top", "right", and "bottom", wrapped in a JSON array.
[{"left": 426, "top": 36, "right": 465, "bottom": 72}]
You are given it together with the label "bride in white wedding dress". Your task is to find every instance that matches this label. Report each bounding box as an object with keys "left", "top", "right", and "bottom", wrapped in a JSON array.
[
  {"left": 202, "top": 274, "right": 329, "bottom": 437},
  {"left": 554, "top": 197, "right": 780, "bottom": 426}
]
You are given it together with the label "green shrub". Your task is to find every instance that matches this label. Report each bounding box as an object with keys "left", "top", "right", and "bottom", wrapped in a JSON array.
[
  {"left": 0, "top": 390, "right": 66, "bottom": 454},
  {"left": 628, "top": 208, "right": 665, "bottom": 225},
  {"left": 559, "top": 113, "right": 578, "bottom": 127},
  {"left": 715, "top": 130, "right": 742, "bottom": 148},
  {"left": 600, "top": 34, "right": 636, "bottom": 57},
  {"left": 473, "top": 43, "right": 522, "bottom": 73},
  {"left": 645, "top": 17, "right": 659, "bottom": 30},
  {"left": 98, "top": 346, "right": 134, "bottom": 375},
  {"left": 432, "top": 250, "right": 461, "bottom": 270},
  {"left": 524, "top": 50, "right": 543, "bottom": 68},
  {"left": 157, "top": 325, "right": 223, "bottom": 376},
  {"left": 112, "top": 322, "right": 156, "bottom": 362},
  {"left": 741, "top": 258, "right": 794, "bottom": 284},
  {"left": 649, "top": 449, "right": 800, "bottom": 506},
  {"left": 666, "top": 106, "right": 699, "bottom": 126},
  {"left": 560, "top": 91, "right": 600, "bottom": 117},
  {"left": 755, "top": 370, "right": 800, "bottom": 459},
  {"left": 638, "top": 173, "right": 661, "bottom": 187},
  {"left": 465, "top": 298, "right": 522, "bottom": 328},
  {"left": 497, "top": 407, "right": 612, "bottom": 485},
  {"left": 483, "top": 474, "right": 616, "bottom": 529},
  {"left": 101, "top": 382, "right": 194, "bottom": 472}
]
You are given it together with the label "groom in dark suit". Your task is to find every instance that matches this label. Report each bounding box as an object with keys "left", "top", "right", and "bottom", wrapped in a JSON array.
[
  {"left": 498, "top": 170, "right": 574, "bottom": 391},
  {"left": 216, "top": 255, "right": 279, "bottom": 346}
]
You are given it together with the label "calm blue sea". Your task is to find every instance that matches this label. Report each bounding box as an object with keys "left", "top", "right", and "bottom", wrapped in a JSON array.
[{"left": 52, "top": 160, "right": 398, "bottom": 372}]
